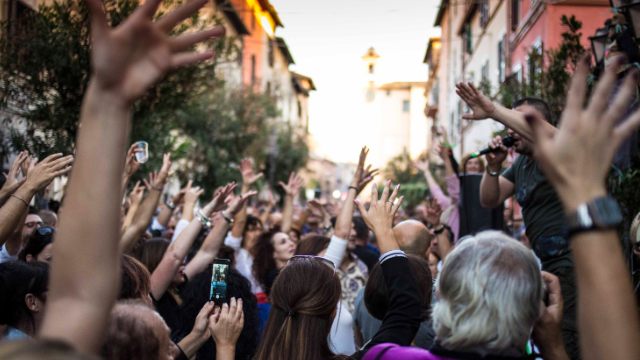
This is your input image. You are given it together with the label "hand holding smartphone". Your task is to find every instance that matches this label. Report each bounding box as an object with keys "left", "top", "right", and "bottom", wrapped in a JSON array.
[{"left": 210, "top": 259, "right": 230, "bottom": 306}]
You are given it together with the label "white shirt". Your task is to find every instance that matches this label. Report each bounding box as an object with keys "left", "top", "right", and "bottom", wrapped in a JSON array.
[
  {"left": 224, "top": 232, "right": 264, "bottom": 294},
  {"left": 0, "top": 244, "right": 18, "bottom": 263},
  {"left": 329, "top": 301, "right": 356, "bottom": 354}
]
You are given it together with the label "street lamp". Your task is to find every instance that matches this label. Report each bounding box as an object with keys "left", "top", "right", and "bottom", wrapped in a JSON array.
[
  {"left": 620, "top": 2, "right": 640, "bottom": 38},
  {"left": 589, "top": 27, "right": 609, "bottom": 64}
]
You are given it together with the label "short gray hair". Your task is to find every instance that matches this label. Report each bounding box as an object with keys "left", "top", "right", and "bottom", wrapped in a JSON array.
[{"left": 432, "top": 231, "right": 543, "bottom": 351}]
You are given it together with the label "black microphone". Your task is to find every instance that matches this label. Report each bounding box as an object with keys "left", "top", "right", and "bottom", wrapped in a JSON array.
[{"left": 470, "top": 136, "right": 515, "bottom": 158}]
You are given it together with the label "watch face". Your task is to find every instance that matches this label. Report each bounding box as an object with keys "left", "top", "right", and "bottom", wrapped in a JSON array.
[{"left": 591, "top": 197, "right": 623, "bottom": 227}]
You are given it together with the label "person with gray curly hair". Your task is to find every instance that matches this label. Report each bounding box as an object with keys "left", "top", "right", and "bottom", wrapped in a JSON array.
[{"left": 431, "top": 231, "right": 544, "bottom": 353}]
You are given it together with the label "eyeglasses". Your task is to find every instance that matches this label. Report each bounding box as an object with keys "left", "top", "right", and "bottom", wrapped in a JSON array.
[
  {"left": 25, "top": 221, "right": 44, "bottom": 229},
  {"left": 287, "top": 255, "right": 336, "bottom": 273},
  {"left": 36, "top": 227, "right": 54, "bottom": 236}
]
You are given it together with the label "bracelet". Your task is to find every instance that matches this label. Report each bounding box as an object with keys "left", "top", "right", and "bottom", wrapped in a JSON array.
[
  {"left": 150, "top": 184, "right": 163, "bottom": 192},
  {"left": 221, "top": 211, "right": 234, "bottom": 224},
  {"left": 486, "top": 166, "right": 500, "bottom": 177},
  {"left": 434, "top": 224, "right": 445, "bottom": 234},
  {"left": 195, "top": 209, "right": 212, "bottom": 228},
  {"left": 348, "top": 186, "right": 359, "bottom": 192},
  {"left": 11, "top": 194, "right": 29, "bottom": 207},
  {"left": 165, "top": 200, "right": 176, "bottom": 211}
]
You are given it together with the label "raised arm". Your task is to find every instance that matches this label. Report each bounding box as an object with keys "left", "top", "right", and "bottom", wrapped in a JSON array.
[
  {"left": 456, "top": 82, "right": 557, "bottom": 143},
  {"left": 525, "top": 56, "right": 640, "bottom": 360},
  {"left": 156, "top": 188, "right": 185, "bottom": 228},
  {"left": 0, "top": 151, "right": 28, "bottom": 207},
  {"left": 122, "top": 181, "right": 143, "bottom": 230},
  {"left": 425, "top": 198, "right": 451, "bottom": 260},
  {"left": 326, "top": 147, "right": 377, "bottom": 265},
  {"left": 479, "top": 135, "right": 515, "bottom": 209},
  {"left": 231, "top": 158, "right": 263, "bottom": 238},
  {"left": 279, "top": 172, "right": 304, "bottom": 234},
  {"left": 258, "top": 190, "right": 276, "bottom": 227},
  {"left": 355, "top": 181, "right": 422, "bottom": 354},
  {"left": 120, "top": 154, "right": 172, "bottom": 253},
  {"left": 36, "top": 0, "right": 225, "bottom": 352},
  {"left": 185, "top": 185, "right": 256, "bottom": 279},
  {"left": 0, "top": 154, "right": 73, "bottom": 249},
  {"left": 121, "top": 143, "right": 142, "bottom": 194}
]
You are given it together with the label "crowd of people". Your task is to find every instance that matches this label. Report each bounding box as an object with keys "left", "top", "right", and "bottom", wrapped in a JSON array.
[{"left": 0, "top": 1, "right": 640, "bottom": 360}]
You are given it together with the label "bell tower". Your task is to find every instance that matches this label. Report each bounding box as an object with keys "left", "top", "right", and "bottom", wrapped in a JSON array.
[{"left": 362, "top": 47, "right": 380, "bottom": 103}]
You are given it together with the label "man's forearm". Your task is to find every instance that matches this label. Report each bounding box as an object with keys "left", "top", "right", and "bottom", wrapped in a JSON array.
[
  {"left": 572, "top": 230, "right": 640, "bottom": 360},
  {"left": 156, "top": 204, "right": 173, "bottom": 228},
  {"left": 177, "top": 332, "right": 208, "bottom": 359},
  {"left": 39, "top": 84, "right": 130, "bottom": 353},
  {"left": 491, "top": 106, "right": 556, "bottom": 143},
  {"left": 0, "top": 185, "right": 35, "bottom": 247},
  {"left": 479, "top": 172, "right": 501, "bottom": 209}
]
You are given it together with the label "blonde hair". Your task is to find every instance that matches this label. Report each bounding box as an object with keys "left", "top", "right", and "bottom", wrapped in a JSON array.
[{"left": 461, "top": 153, "right": 486, "bottom": 173}]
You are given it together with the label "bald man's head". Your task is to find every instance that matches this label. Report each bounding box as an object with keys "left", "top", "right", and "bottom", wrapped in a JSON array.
[{"left": 393, "top": 220, "right": 432, "bottom": 259}]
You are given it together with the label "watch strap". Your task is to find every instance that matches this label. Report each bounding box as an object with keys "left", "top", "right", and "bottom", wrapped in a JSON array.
[{"left": 486, "top": 166, "right": 500, "bottom": 177}]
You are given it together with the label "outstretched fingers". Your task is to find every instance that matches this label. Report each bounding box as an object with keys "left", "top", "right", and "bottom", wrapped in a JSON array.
[
  {"left": 170, "top": 26, "right": 225, "bottom": 52},
  {"left": 156, "top": 0, "right": 209, "bottom": 32},
  {"left": 171, "top": 52, "right": 214, "bottom": 69}
]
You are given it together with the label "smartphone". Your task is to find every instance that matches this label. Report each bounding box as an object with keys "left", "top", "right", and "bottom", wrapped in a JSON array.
[
  {"left": 210, "top": 259, "right": 230, "bottom": 305},
  {"left": 135, "top": 141, "right": 149, "bottom": 163},
  {"left": 314, "top": 189, "right": 322, "bottom": 199}
]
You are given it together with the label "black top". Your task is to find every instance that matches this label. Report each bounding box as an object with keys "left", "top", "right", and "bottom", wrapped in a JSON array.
[
  {"left": 353, "top": 245, "right": 379, "bottom": 272},
  {"left": 150, "top": 274, "right": 188, "bottom": 341},
  {"left": 264, "top": 268, "right": 281, "bottom": 297},
  {"left": 353, "top": 255, "right": 422, "bottom": 360}
]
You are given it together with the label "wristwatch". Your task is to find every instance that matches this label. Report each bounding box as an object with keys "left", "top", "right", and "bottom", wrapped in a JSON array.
[
  {"left": 165, "top": 200, "right": 176, "bottom": 211},
  {"left": 221, "top": 211, "right": 234, "bottom": 224},
  {"left": 195, "top": 210, "right": 212, "bottom": 228},
  {"left": 566, "top": 197, "right": 622, "bottom": 237},
  {"left": 433, "top": 224, "right": 445, "bottom": 235}
]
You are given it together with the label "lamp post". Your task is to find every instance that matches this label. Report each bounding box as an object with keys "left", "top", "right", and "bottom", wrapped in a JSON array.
[
  {"left": 620, "top": 2, "right": 640, "bottom": 38},
  {"left": 589, "top": 28, "right": 609, "bottom": 65}
]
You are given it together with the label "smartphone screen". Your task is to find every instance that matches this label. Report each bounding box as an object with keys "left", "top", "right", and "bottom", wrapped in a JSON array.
[
  {"left": 210, "top": 259, "right": 230, "bottom": 305},
  {"left": 314, "top": 189, "right": 322, "bottom": 199}
]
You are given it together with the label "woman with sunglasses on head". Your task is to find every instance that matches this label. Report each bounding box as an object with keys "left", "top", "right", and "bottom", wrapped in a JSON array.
[
  {"left": 18, "top": 227, "right": 54, "bottom": 263},
  {"left": 0, "top": 261, "right": 49, "bottom": 341},
  {"left": 254, "top": 181, "right": 421, "bottom": 360}
]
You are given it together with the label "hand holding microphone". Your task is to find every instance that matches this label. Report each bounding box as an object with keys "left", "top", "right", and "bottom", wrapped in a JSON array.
[{"left": 479, "top": 135, "right": 514, "bottom": 171}]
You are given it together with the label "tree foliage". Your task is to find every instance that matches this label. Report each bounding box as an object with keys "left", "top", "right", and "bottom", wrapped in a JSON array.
[{"left": 0, "top": 0, "right": 309, "bottom": 193}]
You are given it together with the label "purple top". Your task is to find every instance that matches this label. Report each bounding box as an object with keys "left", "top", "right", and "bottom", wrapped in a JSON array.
[
  {"left": 363, "top": 344, "right": 457, "bottom": 360},
  {"left": 429, "top": 174, "right": 460, "bottom": 242}
]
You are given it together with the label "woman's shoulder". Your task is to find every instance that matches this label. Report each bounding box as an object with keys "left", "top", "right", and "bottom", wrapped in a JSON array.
[{"left": 362, "top": 344, "right": 444, "bottom": 360}]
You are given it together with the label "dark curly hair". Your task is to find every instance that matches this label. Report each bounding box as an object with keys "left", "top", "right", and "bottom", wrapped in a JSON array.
[
  {"left": 179, "top": 267, "right": 260, "bottom": 360},
  {"left": 251, "top": 230, "right": 279, "bottom": 289},
  {"left": 18, "top": 227, "right": 55, "bottom": 262}
]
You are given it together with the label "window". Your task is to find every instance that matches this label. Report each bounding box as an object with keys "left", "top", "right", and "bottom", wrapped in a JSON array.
[
  {"left": 432, "top": 77, "right": 439, "bottom": 105},
  {"left": 511, "top": 0, "right": 520, "bottom": 31},
  {"left": 513, "top": 63, "right": 523, "bottom": 84},
  {"left": 528, "top": 42, "right": 543, "bottom": 89},
  {"left": 251, "top": 9, "right": 255, "bottom": 30},
  {"left": 450, "top": 113, "right": 455, "bottom": 140},
  {"left": 266, "top": 82, "right": 271, "bottom": 96},
  {"left": 298, "top": 100, "right": 302, "bottom": 117},
  {"left": 251, "top": 55, "right": 256, "bottom": 85},
  {"left": 7, "top": 0, "right": 35, "bottom": 40},
  {"left": 481, "top": 60, "right": 489, "bottom": 82},
  {"left": 369, "top": 64, "right": 374, "bottom": 74},
  {"left": 498, "top": 36, "right": 506, "bottom": 83},
  {"left": 403, "top": 101, "right": 410, "bottom": 112},
  {"left": 465, "top": 25, "right": 473, "bottom": 54},
  {"left": 479, "top": 0, "right": 490, "bottom": 28},
  {"left": 268, "top": 39, "right": 274, "bottom": 68},
  {"left": 457, "top": 101, "right": 462, "bottom": 132},
  {"left": 386, "top": 90, "right": 391, "bottom": 96}
]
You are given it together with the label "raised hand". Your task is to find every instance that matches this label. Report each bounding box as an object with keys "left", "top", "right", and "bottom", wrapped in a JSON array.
[
  {"left": 351, "top": 146, "right": 379, "bottom": 194},
  {"left": 202, "top": 182, "right": 238, "bottom": 216},
  {"left": 279, "top": 172, "right": 304, "bottom": 197},
  {"left": 123, "top": 143, "right": 143, "bottom": 178},
  {"left": 238, "top": 158, "right": 263, "bottom": 187},
  {"left": 1, "top": 151, "right": 28, "bottom": 194},
  {"left": 425, "top": 198, "right": 442, "bottom": 227},
  {"left": 456, "top": 82, "right": 496, "bottom": 120},
  {"left": 23, "top": 154, "right": 74, "bottom": 192},
  {"left": 85, "top": 0, "right": 225, "bottom": 105},
  {"left": 524, "top": 56, "right": 640, "bottom": 212},
  {"left": 413, "top": 159, "right": 429, "bottom": 173},
  {"left": 433, "top": 142, "right": 450, "bottom": 162},
  {"left": 191, "top": 301, "right": 215, "bottom": 342},
  {"left": 143, "top": 153, "right": 172, "bottom": 191},
  {"left": 129, "top": 181, "right": 145, "bottom": 206},
  {"left": 210, "top": 298, "right": 244, "bottom": 350},
  {"left": 355, "top": 181, "right": 402, "bottom": 237},
  {"left": 226, "top": 191, "right": 258, "bottom": 217},
  {"left": 183, "top": 181, "right": 204, "bottom": 206},
  {"left": 171, "top": 188, "right": 187, "bottom": 207},
  {"left": 21, "top": 154, "right": 37, "bottom": 179}
]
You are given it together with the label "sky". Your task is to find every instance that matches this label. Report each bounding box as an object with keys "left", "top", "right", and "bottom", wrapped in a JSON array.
[{"left": 269, "top": 0, "right": 442, "bottom": 163}]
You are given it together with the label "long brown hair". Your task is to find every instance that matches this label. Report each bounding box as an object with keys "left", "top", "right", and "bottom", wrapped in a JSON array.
[
  {"left": 254, "top": 258, "right": 352, "bottom": 360},
  {"left": 251, "top": 230, "right": 278, "bottom": 289},
  {"left": 139, "top": 238, "right": 169, "bottom": 274}
]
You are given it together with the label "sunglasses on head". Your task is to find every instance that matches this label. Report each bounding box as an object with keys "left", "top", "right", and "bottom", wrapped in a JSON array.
[
  {"left": 287, "top": 255, "right": 336, "bottom": 273},
  {"left": 35, "top": 227, "right": 54, "bottom": 236}
]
